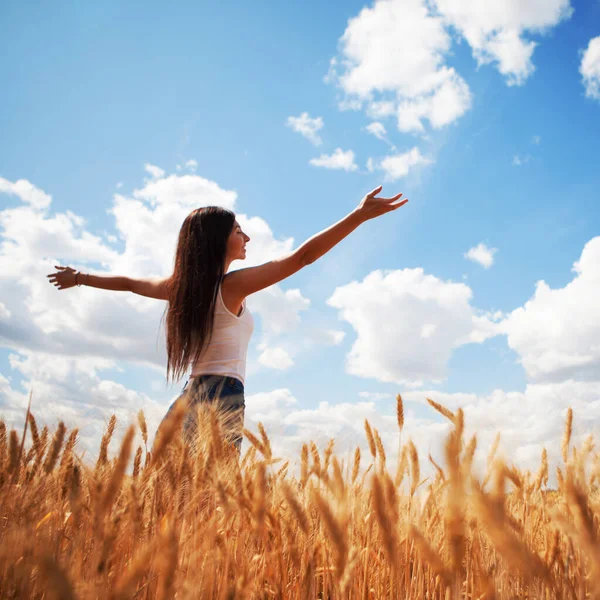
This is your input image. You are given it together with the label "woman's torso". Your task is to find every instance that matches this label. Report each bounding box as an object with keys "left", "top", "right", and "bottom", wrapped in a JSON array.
[{"left": 189, "top": 282, "right": 254, "bottom": 384}]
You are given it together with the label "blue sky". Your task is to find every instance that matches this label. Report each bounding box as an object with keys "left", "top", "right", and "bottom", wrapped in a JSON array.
[{"left": 1, "top": 0, "right": 599, "bottom": 470}]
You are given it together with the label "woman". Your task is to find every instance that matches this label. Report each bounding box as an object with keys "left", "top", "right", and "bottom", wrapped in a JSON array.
[{"left": 47, "top": 185, "right": 408, "bottom": 454}]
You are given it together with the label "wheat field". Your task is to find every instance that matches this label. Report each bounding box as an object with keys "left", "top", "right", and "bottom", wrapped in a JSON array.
[{"left": 0, "top": 394, "right": 598, "bottom": 599}]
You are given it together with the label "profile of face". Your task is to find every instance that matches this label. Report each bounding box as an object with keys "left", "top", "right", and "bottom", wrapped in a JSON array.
[{"left": 226, "top": 220, "right": 251, "bottom": 262}]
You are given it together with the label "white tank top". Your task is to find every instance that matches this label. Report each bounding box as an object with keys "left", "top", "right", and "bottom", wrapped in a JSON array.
[{"left": 189, "top": 283, "right": 254, "bottom": 384}]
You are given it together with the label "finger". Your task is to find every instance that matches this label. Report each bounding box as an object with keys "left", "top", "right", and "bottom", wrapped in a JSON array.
[
  {"left": 391, "top": 199, "right": 409, "bottom": 209},
  {"left": 384, "top": 199, "right": 408, "bottom": 212},
  {"left": 55, "top": 265, "right": 64, "bottom": 270},
  {"left": 368, "top": 185, "right": 383, "bottom": 198},
  {"left": 380, "top": 193, "right": 403, "bottom": 203}
]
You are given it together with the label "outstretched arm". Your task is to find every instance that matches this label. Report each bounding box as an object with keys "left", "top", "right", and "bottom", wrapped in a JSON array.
[
  {"left": 297, "top": 185, "right": 407, "bottom": 265},
  {"left": 46, "top": 266, "right": 170, "bottom": 300},
  {"left": 225, "top": 185, "right": 408, "bottom": 299}
]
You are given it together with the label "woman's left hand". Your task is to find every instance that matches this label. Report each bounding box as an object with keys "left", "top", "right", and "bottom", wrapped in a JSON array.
[{"left": 355, "top": 185, "right": 408, "bottom": 222}]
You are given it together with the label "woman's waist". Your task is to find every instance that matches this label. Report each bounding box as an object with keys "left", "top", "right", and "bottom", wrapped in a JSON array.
[{"left": 189, "top": 370, "right": 245, "bottom": 390}]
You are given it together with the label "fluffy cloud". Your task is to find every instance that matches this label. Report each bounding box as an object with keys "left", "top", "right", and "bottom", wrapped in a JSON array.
[
  {"left": 358, "top": 391, "right": 392, "bottom": 401},
  {"left": 304, "top": 328, "right": 346, "bottom": 346},
  {"left": 247, "top": 286, "right": 310, "bottom": 336},
  {"left": 245, "top": 388, "right": 297, "bottom": 427},
  {"left": 0, "top": 176, "right": 52, "bottom": 210},
  {"left": 327, "top": 268, "right": 499, "bottom": 387},
  {"left": 328, "top": 0, "right": 472, "bottom": 134},
  {"left": 465, "top": 242, "right": 498, "bottom": 269},
  {"left": 435, "top": 0, "right": 573, "bottom": 86},
  {"left": 309, "top": 148, "right": 358, "bottom": 172},
  {"left": 257, "top": 346, "right": 294, "bottom": 370},
  {"left": 331, "top": 0, "right": 451, "bottom": 99},
  {"left": 500, "top": 237, "right": 600, "bottom": 383},
  {"left": 286, "top": 112, "right": 324, "bottom": 146},
  {"left": 327, "top": 0, "right": 571, "bottom": 137},
  {"left": 580, "top": 36, "right": 600, "bottom": 101},
  {"left": 395, "top": 71, "right": 472, "bottom": 133},
  {"left": 365, "top": 121, "right": 387, "bottom": 140},
  {"left": 185, "top": 159, "right": 198, "bottom": 172},
  {"left": 144, "top": 163, "right": 165, "bottom": 179},
  {"left": 373, "top": 147, "right": 433, "bottom": 181}
]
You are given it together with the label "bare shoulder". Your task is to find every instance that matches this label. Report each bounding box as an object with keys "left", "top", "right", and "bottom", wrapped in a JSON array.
[{"left": 221, "top": 252, "right": 306, "bottom": 300}]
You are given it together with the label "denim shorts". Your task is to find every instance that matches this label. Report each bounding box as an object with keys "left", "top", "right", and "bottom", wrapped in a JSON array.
[{"left": 160, "top": 374, "right": 245, "bottom": 452}]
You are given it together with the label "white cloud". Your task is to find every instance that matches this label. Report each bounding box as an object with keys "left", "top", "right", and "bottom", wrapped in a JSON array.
[
  {"left": 532, "top": 135, "right": 541, "bottom": 145},
  {"left": 332, "top": 0, "right": 452, "bottom": 98},
  {"left": 464, "top": 242, "right": 498, "bottom": 269},
  {"left": 243, "top": 388, "right": 307, "bottom": 462},
  {"left": 0, "top": 177, "right": 52, "bottom": 210},
  {"left": 185, "top": 159, "right": 198, "bottom": 172},
  {"left": 144, "top": 164, "right": 165, "bottom": 179},
  {"left": 286, "top": 112, "right": 324, "bottom": 146},
  {"left": 396, "top": 70, "right": 472, "bottom": 133},
  {"left": 421, "top": 323, "right": 437, "bottom": 338},
  {"left": 500, "top": 237, "right": 600, "bottom": 383},
  {"left": 580, "top": 36, "right": 600, "bottom": 101},
  {"left": 434, "top": 0, "right": 573, "bottom": 86},
  {"left": 304, "top": 328, "right": 346, "bottom": 346},
  {"left": 366, "top": 121, "right": 387, "bottom": 140},
  {"left": 358, "top": 391, "right": 392, "bottom": 401},
  {"left": 309, "top": 148, "right": 358, "bottom": 172},
  {"left": 327, "top": 0, "right": 571, "bottom": 137},
  {"left": 328, "top": 0, "right": 472, "bottom": 133},
  {"left": 247, "top": 286, "right": 310, "bottom": 336},
  {"left": 367, "top": 101, "right": 396, "bottom": 120},
  {"left": 327, "top": 268, "right": 499, "bottom": 387},
  {"left": 376, "top": 147, "right": 433, "bottom": 180},
  {"left": 258, "top": 346, "right": 294, "bottom": 370}
]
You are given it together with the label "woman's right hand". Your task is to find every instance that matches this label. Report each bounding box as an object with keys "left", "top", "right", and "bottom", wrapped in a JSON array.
[
  {"left": 355, "top": 185, "right": 408, "bottom": 222},
  {"left": 47, "top": 265, "right": 77, "bottom": 290}
]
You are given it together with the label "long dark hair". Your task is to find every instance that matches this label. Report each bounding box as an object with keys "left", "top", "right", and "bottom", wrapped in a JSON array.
[{"left": 164, "top": 206, "right": 236, "bottom": 383}]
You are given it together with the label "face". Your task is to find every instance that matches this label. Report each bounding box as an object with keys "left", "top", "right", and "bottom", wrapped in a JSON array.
[{"left": 226, "top": 220, "right": 250, "bottom": 262}]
